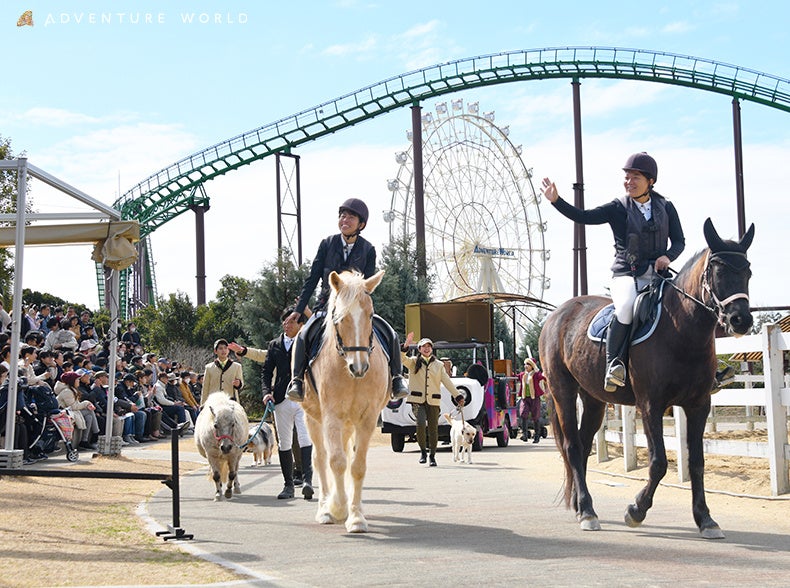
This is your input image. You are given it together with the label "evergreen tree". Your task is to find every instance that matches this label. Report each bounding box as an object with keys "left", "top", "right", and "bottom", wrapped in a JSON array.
[{"left": 374, "top": 233, "right": 433, "bottom": 337}]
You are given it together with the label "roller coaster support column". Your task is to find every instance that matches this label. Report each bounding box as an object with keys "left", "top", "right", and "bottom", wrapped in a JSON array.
[
  {"left": 276, "top": 152, "right": 302, "bottom": 267},
  {"left": 411, "top": 102, "right": 427, "bottom": 278},
  {"left": 732, "top": 98, "right": 746, "bottom": 237},
  {"left": 571, "top": 79, "right": 588, "bottom": 296},
  {"left": 191, "top": 204, "right": 209, "bottom": 306}
]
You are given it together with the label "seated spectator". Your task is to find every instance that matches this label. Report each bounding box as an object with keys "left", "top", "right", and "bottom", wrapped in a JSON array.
[
  {"left": 167, "top": 372, "right": 195, "bottom": 429},
  {"left": 114, "top": 373, "right": 148, "bottom": 444},
  {"left": 121, "top": 322, "right": 141, "bottom": 348},
  {"left": 36, "top": 304, "right": 52, "bottom": 336},
  {"left": 24, "top": 306, "right": 41, "bottom": 334},
  {"left": 83, "top": 370, "right": 124, "bottom": 441},
  {"left": 18, "top": 346, "right": 60, "bottom": 414},
  {"left": 0, "top": 364, "right": 42, "bottom": 464},
  {"left": 80, "top": 322, "right": 99, "bottom": 345},
  {"left": 178, "top": 370, "right": 200, "bottom": 422},
  {"left": 188, "top": 371, "right": 201, "bottom": 405},
  {"left": 33, "top": 349, "right": 59, "bottom": 389},
  {"left": 43, "top": 318, "right": 78, "bottom": 353},
  {"left": 0, "top": 299, "right": 12, "bottom": 333},
  {"left": 134, "top": 368, "right": 163, "bottom": 439},
  {"left": 56, "top": 371, "right": 99, "bottom": 451},
  {"left": 153, "top": 370, "right": 187, "bottom": 430},
  {"left": 67, "top": 315, "right": 82, "bottom": 340},
  {"left": 24, "top": 330, "right": 44, "bottom": 349}
]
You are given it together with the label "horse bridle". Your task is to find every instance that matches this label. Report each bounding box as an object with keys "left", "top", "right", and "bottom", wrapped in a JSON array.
[
  {"left": 664, "top": 250, "right": 750, "bottom": 327},
  {"left": 331, "top": 306, "right": 374, "bottom": 357},
  {"left": 701, "top": 250, "right": 750, "bottom": 326}
]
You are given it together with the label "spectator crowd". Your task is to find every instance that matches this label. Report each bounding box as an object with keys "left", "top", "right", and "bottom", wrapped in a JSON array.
[{"left": 0, "top": 303, "right": 204, "bottom": 465}]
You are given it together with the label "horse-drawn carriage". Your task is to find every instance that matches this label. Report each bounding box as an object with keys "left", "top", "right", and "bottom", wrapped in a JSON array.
[{"left": 381, "top": 301, "right": 522, "bottom": 452}]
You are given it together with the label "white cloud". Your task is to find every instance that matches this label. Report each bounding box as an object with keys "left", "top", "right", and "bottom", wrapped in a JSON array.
[
  {"left": 19, "top": 107, "right": 101, "bottom": 127},
  {"left": 662, "top": 21, "right": 694, "bottom": 34},
  {"left": 322, "top": 34, "right": 378, "bottom": 58}
]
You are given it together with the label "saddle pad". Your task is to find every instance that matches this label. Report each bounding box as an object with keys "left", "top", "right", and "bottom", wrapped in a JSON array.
[{"left": 587, "top": 295, "right": 663, "bottom": 346}]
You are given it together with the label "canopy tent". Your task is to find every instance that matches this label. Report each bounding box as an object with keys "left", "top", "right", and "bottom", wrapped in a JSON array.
[{"left": 0, "top": 158, "right": 139, "bottom": 461}]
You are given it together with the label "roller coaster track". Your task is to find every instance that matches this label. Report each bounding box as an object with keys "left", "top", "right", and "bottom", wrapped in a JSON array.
[{"left": 103, "top": 46, "right": 790, "bottom": 309}]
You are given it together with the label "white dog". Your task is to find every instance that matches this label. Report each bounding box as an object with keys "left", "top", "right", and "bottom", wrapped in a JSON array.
[
  {"left": 245, "top": 421, "right": 275, "bottom": 466},
  {"left": 444, "top": 412, "right": 476, "bottom": 464}
]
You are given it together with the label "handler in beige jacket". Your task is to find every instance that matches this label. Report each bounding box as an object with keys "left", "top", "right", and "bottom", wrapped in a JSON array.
[
  {"left": 401, "top": 332, "right": 465, "bottom": 467},
  {"left": 201, "top": 339, "right": 244, "bottom": 406}
]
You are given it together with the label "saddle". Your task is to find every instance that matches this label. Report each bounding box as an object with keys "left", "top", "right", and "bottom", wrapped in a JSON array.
[{"left": 587, "top": 278, "right": 667, "bottom": 346}]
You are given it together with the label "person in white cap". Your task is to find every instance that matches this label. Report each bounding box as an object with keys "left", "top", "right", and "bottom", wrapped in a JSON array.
[{"left": 401, "top": 332, "right": 465, "bottom": 467}]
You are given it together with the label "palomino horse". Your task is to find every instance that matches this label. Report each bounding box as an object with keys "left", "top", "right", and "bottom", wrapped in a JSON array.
[
  {"left": 539, "top": 218, "right": 754, "bottom": 538},
  {"left": 195, "top": 392, "right": 249, "bottom": 501},
  {"left": 302, "top": 270, "right": 390, "bottom": 533}
]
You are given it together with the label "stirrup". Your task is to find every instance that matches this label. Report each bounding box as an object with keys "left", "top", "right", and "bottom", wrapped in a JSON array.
[
  {"left": 711, "top": 365, "right": 736, "bottom": 393},
  {"left": 286, "top": 378, "right": 305, "bottom": 402},
  {"left": 604, "top": 360, "right": 626, "bottom": 392}
]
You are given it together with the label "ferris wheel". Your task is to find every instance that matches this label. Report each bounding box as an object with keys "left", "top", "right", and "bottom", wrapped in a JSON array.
[{"left": 385, "top": 98, "right": 550, "bottom": 302}]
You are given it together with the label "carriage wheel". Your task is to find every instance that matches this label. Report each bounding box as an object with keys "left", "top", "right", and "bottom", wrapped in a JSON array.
[
  {"left": 496, "top": 418, "right": 510, "bottom": 447},
  {"left": 390, "top": 432, "right": 406, "bottom": 453},
  {"left": 472, "top": 426, "right": 484, "bottom": 452}
]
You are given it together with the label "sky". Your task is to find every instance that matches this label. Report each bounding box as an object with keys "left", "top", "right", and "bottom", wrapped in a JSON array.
[{"left": 2, "top": 1, "right": 790, "bottom": 318}]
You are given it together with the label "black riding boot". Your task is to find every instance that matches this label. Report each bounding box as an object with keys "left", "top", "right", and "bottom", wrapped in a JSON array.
[
  {"left": 604, "top": 318, "right": 630, "bottom": 392},
  {"left": 520, "top": 418, "right": 529, "bottom": 441},
  {"left": 372, "top": 314, "right": 409, "bottom": 400},
  {"left": 277, "top": 450, "right": 295, "bottom": 499},
  {"left": 300, "top": 445, "right": 314, "bottom": 500},
  {"left": 286, "top": 331, "right": 308, "bottom": 402}
]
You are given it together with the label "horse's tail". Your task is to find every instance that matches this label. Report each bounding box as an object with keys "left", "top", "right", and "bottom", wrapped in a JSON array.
[{"left": 549, "top": 398, "right": 573, "bottom": 510}]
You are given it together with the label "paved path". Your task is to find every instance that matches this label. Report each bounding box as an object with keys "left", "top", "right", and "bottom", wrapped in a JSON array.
[{"left": 145, "top": 439, "right": 790, "bottom": 587}]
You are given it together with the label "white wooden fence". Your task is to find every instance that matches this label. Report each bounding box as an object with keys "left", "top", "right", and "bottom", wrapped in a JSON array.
[{"left": 593, "top": 322, "right": 790, "bottom": 496}]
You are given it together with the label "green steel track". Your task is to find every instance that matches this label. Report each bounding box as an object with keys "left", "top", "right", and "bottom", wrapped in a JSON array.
[{"left": 103, "top": 46, "right": 790, "bottom": 308}]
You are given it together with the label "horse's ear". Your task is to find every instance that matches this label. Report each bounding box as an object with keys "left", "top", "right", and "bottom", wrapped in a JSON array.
[
  {"left": 703, "top": 218, "right": 726, "bottom": 252},
  {"left": 364, "top": 270, "right": 385, "bottom": 294},
  {"left": 739, "top": 223, "right": 755, "bottom": 251},
  {"left": 328, "top": 270, "right": 342, "bottom": 293},
  {"left": 209, "top": 405, "right": 216, "bottom": 419}
]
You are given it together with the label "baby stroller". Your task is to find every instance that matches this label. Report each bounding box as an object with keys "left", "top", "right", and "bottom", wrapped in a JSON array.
[{"left": 29, "top": 409, "right": 80, "bottom": 462}]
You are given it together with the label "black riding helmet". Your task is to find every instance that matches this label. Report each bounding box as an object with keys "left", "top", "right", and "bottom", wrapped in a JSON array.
[
  {"left": 338, "top": 198, "right": 369, "bottom": 227},
  {"left": 623, "top": 152, "right": 658, "bottom": 184}
]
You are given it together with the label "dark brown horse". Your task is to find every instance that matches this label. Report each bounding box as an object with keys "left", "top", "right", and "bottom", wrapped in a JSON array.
[{"left": 539, "top": 218, "right": 754, "bottom": 539}]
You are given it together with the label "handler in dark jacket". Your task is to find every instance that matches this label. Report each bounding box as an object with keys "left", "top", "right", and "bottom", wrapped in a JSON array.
[
  {"left": 260, "top": 307, "right": 314, "bottom": 501},
  {"left": 542, "top": 152, "right": 685, "bottom": 392},
  {"left": 284, "top": 198, "right": 409, "bottom": 402}
]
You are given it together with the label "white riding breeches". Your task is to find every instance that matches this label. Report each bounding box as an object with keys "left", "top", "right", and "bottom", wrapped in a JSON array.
[
  {"left": 273, "top": 399, "right": 312, "bottom": 451},
  {"left": 610, "top": 267, "right": 656, "bottom": 325}
]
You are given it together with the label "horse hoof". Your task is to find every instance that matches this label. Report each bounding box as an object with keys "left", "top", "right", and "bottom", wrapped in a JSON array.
[
  {"left": 700, "top": 526, "right": 725, "bottom": 540},
  {"left": 214, "top": 495, "right": 221, "bottom": 502},
  {"left": 624, "top": 505, "right": 645, "bottom": 528},
  {"left": 346, "top": 520, "right": 368, "bottom": 533},
  {"left": 579, "top": 516, "right": 601, "bottom": 531},
  {"left": 317, "top": 512, "right": 335, "bottom": 525},
  {"left": 224, "top": 489, "right": 233, "bottom": 499}
]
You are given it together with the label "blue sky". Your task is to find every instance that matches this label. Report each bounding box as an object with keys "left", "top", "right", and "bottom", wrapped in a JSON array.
[{"left": 3, "top": 1, "right": 790, "bottom": 315}]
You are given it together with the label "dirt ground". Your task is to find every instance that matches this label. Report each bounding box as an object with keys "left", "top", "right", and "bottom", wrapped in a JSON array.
[{"left": 0, "top": 427, "right": 784, "bottom": 587}]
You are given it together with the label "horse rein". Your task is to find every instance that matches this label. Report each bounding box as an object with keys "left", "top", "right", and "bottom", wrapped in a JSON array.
[{"left": 662, "top": 250, "right": 750, "bottom": 327}]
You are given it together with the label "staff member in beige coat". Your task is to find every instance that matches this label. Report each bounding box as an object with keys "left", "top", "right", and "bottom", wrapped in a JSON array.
[
  {"left": 401, "top": 333, "right": 465, "bottom": 467},
  {"left": 201, "top": 339, "right": 244, "bottom": 406}
]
